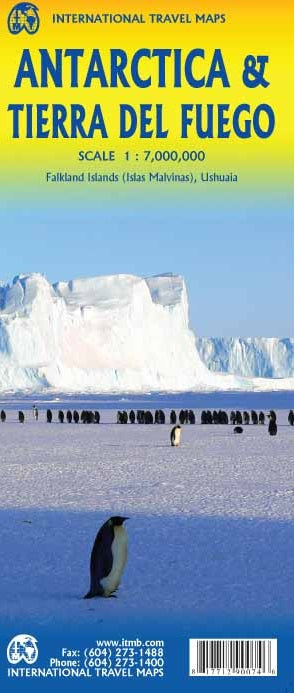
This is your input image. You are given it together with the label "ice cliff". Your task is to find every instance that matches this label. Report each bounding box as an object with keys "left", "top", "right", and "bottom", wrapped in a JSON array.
[
  {"left": 0, "top": 272, "right": 292, "bottom": 393},
  {"left": 196, "top": 337, "right": 294, "bottom": 379}
]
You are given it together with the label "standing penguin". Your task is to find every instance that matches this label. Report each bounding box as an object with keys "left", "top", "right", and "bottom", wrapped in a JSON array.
[
  {"left": 84, "top": 516, "right": 129, "bottom": 599},
  {"left": 170, "top": 410, "right": 177, "bottom": 425},
  {"left": 268, "top": 418, "right": 277, "bottom": 436},
  {"left": 259, "top": 411, "right": 265, "bottom": 425},
  {"left": 170, "top": 425, "right": 182, "bottom": 447},
  {"left": 129, "top": 410, "right": 135, "bottom": 424}
]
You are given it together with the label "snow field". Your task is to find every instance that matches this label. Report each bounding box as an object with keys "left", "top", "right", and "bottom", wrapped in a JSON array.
[{"left": 0, "top": 408, "right": 293, "bottom": 626}]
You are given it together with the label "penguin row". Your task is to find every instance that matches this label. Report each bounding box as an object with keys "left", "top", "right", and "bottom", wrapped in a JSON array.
[
  {"left": 233, "top": 411, "right": 280, "bottom": 436},
  {"left": 117, "top": 409, "right": 167, "bottom": 424},
  {"left": 117, "top": 409, "right": 196, "bottom": 424},
  {"left": 201, "top": 410, "right": 229, "bottom": 424},
  {"left": 55, "top": 410, "right": 101, "bottom": 424},
  {"left": 178, "top": 410, "right": 196, "bottom": 424},
  {"left": 0, "top": 409, "right": 101, "bottom": 424},
  {"left": 201, "top": 409, "right": 293, "bottom": 426},
  {"left": 0, "top": 408, "right": 293, "bottom": 427},
  {"left": 202, "top": 409, "right": 266, "bottom": 425}
]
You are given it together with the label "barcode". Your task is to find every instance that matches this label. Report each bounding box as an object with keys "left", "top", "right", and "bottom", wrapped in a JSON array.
[{"left": 189, "top": 639, "right": 277, "bottom": 676}]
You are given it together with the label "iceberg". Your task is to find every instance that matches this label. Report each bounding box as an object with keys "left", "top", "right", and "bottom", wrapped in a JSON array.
[{"left": 0, "top": 272, "right": 292, "bottom": 393}]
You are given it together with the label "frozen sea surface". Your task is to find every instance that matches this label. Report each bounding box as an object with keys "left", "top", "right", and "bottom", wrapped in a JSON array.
[
  {"left": 0, "top": 389, "right": 293, "bottom": 410},
  {"left": 0, "top": 404, "right": 293, "bottom": 627}
]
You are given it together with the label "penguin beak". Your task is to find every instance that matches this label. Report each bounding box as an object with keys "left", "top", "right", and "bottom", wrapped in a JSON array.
[{"left": 122, "top": 517, "right": 129, "bottom": 522}]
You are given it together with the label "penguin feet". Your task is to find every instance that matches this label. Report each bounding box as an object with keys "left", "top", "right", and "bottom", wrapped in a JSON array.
[
  {"left": 83, "top": 592, "right": 118, "bottom": 599},
  {"left": 83, "top": 585, "right": 105, "bottom": 599}
]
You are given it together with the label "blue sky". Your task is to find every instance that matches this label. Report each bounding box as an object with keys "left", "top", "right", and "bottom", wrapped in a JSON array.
[{"left": 0, "top": 187, "right": 293, "bottom": 337}]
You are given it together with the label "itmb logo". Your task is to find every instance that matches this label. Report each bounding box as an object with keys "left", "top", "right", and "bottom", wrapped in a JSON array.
[
  {"left": 8, "top": 3, "right": 40, "bottom": 34},
  {"left": 7, "top": 635, "right": 38, "bottom": 665}
]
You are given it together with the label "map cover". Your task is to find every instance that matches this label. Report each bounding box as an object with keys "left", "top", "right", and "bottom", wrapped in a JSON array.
[{"left": 0, "top": 0, "right": 293, "bottom": 691}]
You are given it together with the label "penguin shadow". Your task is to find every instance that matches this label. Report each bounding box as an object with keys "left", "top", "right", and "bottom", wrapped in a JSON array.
[{"left": 1, "top": 506, "right": 292, "bottom": 624}]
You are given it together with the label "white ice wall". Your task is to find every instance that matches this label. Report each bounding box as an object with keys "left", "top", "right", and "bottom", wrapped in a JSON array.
[
  {"left": 196, "top": 337, "right": 293, "bottom": 378},
  {"left": 0, "top": 272, "right": 292, "bottom": 393}
]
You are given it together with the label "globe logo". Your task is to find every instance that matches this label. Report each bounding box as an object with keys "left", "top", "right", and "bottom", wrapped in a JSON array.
[
  {"left": 8, "top": 3, "right": 40, "bottom": 35},
  {"left": 7, "top": 634, "right": 38, "bottom": 665}
]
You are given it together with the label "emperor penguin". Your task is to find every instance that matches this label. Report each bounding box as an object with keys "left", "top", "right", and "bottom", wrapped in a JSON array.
[
  {"left": 84, "top": 516, "right": 129, "bottom": 599},
  {"left": 268, "top": 418, "right": 277, "bottom": 436},
  {"left": 170, "top": 425, "right": 182, "bottom": 447},
  {"left": 268, "top": 410, "right": 277, "bottom": 436}
]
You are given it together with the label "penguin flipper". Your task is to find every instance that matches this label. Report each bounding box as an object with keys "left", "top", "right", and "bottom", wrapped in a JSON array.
[
  {"left": 85, "top": 522, "right": 115, "bottom": 600},
  {"left": 88, "top": 525, "right": 114, "bottom": 586}
]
